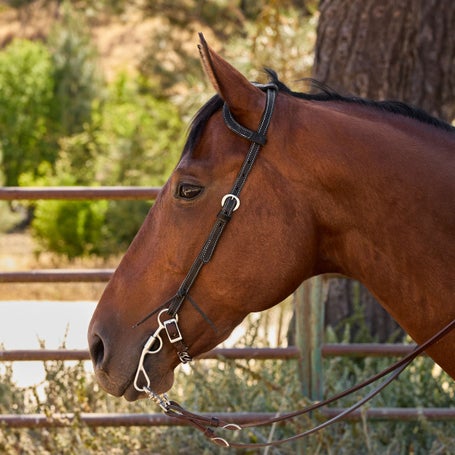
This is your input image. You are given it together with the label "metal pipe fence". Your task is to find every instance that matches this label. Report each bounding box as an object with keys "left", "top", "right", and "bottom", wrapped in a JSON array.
[
  {"left": 1, "top": 186, "right": 453, "bottom": 429},
  {"left": 0, "top": 186, "right": 160, "bottom": 201},
  {"left": 2, "top": 408, "right": 454, "bottom": 429},
  {"left": 0, "top": 344, "right": 418, "bottom": 362}
]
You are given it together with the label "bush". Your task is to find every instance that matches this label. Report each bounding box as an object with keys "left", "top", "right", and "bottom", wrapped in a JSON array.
[
  {"left": 48, "top": 1, "right": 103, "bottom": 137},
  {"left": 30, "top": 73, "right": 184, "bottom": 258},
  {"left": 32, "top": 200, "right": 108, "bottom": 259},
  {"left": 96, "top": 73, "right": 184, "bottom": 187},
  {"left": 0, "top": 39, "right": 56, "bottom": 186},
  {"left": 99, "top": 200, "right": 152, "bottom": 256}
]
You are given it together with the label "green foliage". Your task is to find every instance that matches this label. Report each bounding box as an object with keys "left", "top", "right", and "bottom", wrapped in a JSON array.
[
  {"left": 48, "top": 1, "right": 103, "bottom": 136},
  {"left": 97, "top": 73, "right": 184, "bottom": 187},
  {"left": 319, "top": 327, "right": 455, "bottom": 454},
  {"left": 30, "top": 73, "right": 184, "bottom": 258},
  {"left": 0, "top": 39, "right": 56, "bottom": 186},
  {"left": 0, "top": 2, "right": 101, "bottom": 188},
  {"left": 99, "top": 200, "right": 151, "bottom": 255},
  {"left": 32, "top": 199, "right": 108, "bottom": 259}
]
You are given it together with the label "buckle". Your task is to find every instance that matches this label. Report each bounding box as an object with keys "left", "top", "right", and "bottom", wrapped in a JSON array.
[
  {"left": 163, "top": 318, "right": 183, "bottom": 343},
  {"left": 221, "top": 194, "right": 240, "bottom": 211}
]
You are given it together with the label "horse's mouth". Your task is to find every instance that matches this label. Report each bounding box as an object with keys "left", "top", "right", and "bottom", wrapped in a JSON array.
[{"left": 94, "top": 371, "right": 174, "bottom": 402}]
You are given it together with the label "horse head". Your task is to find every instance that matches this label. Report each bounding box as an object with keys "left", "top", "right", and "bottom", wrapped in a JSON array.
[
  {"left": 89, "top": 34, "right": 455, "bottom": 400},
  {"left": 88, "top": 35, "right": 319, "bottom": 400}
]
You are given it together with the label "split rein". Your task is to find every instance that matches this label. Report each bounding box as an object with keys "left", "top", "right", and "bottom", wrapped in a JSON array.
[
  {"left": 131, "top": 84, "right": 455, "bottom": 448},
  {"left": 138, "top": 319, "right": 454, "bottom": 449}
]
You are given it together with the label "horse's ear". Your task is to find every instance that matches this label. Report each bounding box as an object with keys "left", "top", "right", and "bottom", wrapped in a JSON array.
[{"left": 197, "top": 33, "right": 265, "bottom": 116}]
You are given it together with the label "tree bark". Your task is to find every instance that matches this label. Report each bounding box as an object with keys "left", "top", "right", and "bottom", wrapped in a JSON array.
[
  {"left": 313, "top": 0, "right": 455, "bottom": 122},
  {"left": 306, "top": 0, "right": 455, "bottom": 343}
]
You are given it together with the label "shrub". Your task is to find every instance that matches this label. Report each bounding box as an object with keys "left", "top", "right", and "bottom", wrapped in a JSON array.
[
  {"left": 32, "top": 199, "right": 108, "bottom": 259},
  {"left": 96, "top": 73, "right": 185, "bottom": 187},
  {"left": 0, "top": 39, "right": 56, "bottom": 186},
  {"left": 30, "top": 74, "right": 184, "bottom": 258},
  {"left": 47, "top": 0, "right": 103, "bottom": 137}
]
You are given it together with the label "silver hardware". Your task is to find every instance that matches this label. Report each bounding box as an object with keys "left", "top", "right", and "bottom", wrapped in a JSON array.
[
  {"left": 223, "top": 423, "right": 242, "bottom": 431},
  {"left": 163, "top": 317, "right": 183, "bottom": 343},
  {"left": 143, "top": 387, "right": 171, "bottom": 412},
  {"left": 212, "top": 437, "right": 230, "bottom": 447},
  {"left": 178, "top": 351, "right": 192, "bottom": 364},
  {"left": 133, "top": 309, "right": 169, "bottom": 392},
  {"left": 221, "top": 193, "right": 240, "bottom": 211}
]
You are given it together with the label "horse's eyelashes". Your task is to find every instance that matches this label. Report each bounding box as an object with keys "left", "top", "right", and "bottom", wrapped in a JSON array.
[{"left": 177, "top": 183, "right": 204, "bottom": 200}]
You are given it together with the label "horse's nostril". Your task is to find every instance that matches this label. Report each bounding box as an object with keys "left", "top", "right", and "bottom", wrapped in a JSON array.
[{"left": 90, "top": 334, "right": 105, "bottom": 368}]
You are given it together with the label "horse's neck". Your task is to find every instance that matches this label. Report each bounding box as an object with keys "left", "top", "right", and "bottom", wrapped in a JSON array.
[{"left": 293, "top": 100, "right": 455, "bottom": 342}]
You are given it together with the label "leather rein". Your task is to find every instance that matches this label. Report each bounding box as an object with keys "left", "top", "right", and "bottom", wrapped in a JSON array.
[{"left": 132, "top": 84, "right": 455, "bottom": 448}]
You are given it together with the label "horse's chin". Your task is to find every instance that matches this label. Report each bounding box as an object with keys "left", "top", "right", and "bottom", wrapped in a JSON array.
[
  {"left": 122, "top": 370, "right": 175, "bottom": 402},
  {"left": 94, "top": 361, "right": 175, "bottom": 402}
]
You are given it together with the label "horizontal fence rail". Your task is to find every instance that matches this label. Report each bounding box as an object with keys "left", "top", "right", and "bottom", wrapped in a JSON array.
[
  {"left": 0, "top": 186, "right": 161, "bottom": 201},
  {"left": 0, "top": 345, "right": 418, "bottom": 362},
  {"left": 2, "top": 408, "right": 454, "bottom": 429},
  {"left": 1, "top": 186, "right": 453, "bottom": 431},
  {"left": 0, "top": 269, "right": 114, "bottom": 283}
]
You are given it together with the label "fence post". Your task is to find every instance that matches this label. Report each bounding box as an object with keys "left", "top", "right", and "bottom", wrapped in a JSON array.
[{"left": 294, "top": 277, "right": 327, "bottom": 401}]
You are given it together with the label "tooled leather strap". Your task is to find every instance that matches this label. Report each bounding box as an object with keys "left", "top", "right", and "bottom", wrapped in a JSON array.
[
  {"left": 165, "top": 84, "right": 278, "bottom": 319},
  {"left": 133, "top": 84, "right": 278, "bottom": 366}
]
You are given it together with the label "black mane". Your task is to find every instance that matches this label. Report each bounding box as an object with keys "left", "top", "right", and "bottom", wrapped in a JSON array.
[
  {"left": 183, "top": 70, "right": 454, "bottom": 156},
  {"left": 265, "top": 69, "right": 455, "bottom": 133}
]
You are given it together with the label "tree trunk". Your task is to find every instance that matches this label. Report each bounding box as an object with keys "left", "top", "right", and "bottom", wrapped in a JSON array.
[
  {"left": 303, "top": 0, "right": 455, "bottom": 343},
  {"left": 313, "top": 0, "right": 455, "bottom": 122}
]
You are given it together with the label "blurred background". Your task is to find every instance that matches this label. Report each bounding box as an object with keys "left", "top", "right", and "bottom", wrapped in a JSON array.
[{"left": 0, "top": 1, "right": 454, "bottom": 453}]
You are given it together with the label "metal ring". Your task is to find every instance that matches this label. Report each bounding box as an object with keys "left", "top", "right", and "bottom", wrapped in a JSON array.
[
  {"left": 223, "top": 423, "right": 242, "bottom": 431},
  {"left": 211, "top": 437, "right": 230, "bottom": 447},
  {"left": 221, "top": 194, "right": 240, "bottom": 211}
]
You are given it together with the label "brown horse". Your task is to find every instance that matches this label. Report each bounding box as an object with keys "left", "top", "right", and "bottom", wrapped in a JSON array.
[{"left": 88, "top": 35, "right": 455, "bottom": 402}]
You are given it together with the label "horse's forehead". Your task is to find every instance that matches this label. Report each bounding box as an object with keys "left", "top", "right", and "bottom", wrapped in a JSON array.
[{"left": 180, "top": 112, "right": 240, "bottom": 167}]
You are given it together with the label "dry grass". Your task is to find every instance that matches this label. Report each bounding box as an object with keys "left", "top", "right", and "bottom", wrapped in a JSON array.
[{"left": 0, "top": 231, "right": 119, "bottom": 301}]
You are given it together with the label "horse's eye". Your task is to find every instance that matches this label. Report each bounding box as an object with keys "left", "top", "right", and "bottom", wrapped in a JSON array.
[{"left": 177, "top": 183, "right": 204, "bottom": 200}]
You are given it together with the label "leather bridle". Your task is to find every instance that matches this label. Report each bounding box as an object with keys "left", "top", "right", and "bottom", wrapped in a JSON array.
[
  {"left": 133, "top": 83, "right": 277, "bottom": 384},
  {"left": 131, "top": 84, "right": 455, "bottom": 448}
]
